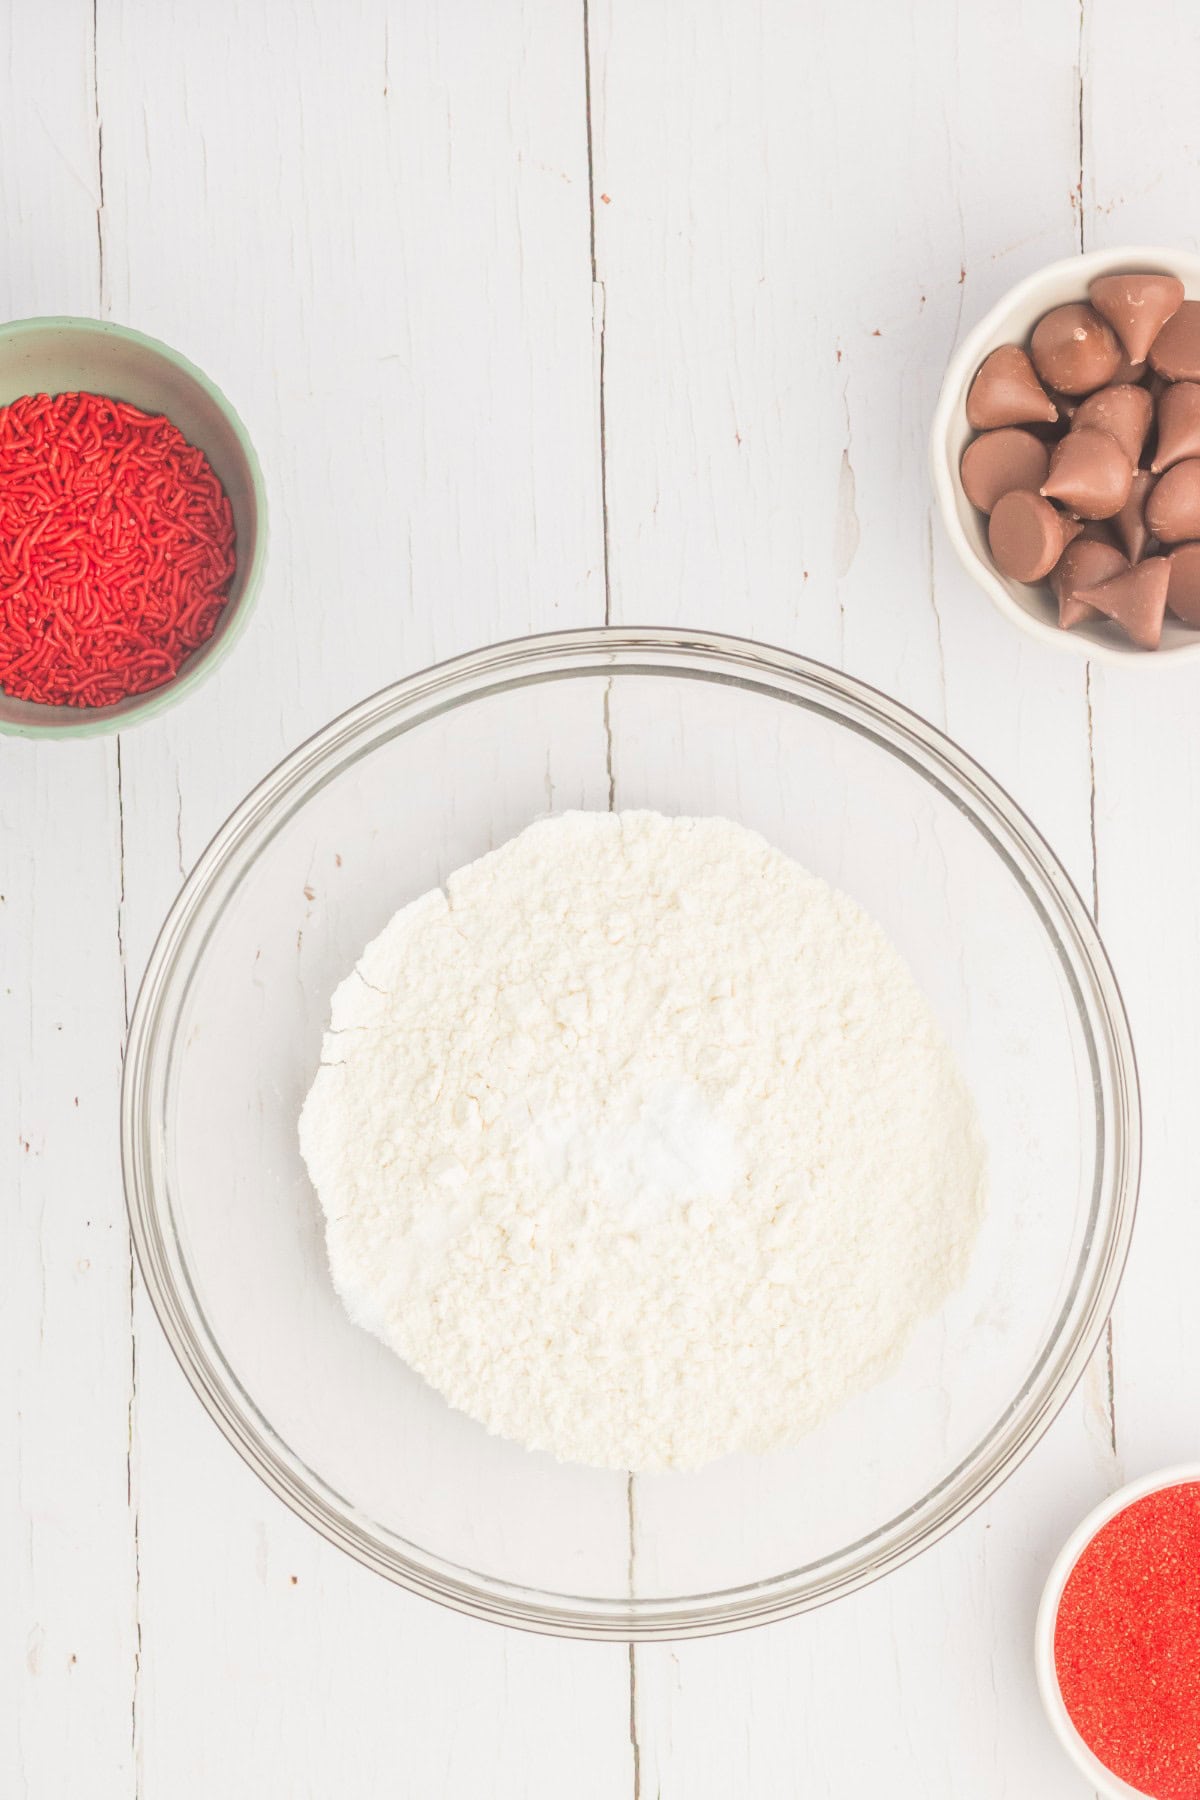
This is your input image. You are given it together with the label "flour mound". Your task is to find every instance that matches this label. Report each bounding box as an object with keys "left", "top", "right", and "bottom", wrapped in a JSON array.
[{"left": 300, "top": 812, "right": 986, "bottom": 1472}]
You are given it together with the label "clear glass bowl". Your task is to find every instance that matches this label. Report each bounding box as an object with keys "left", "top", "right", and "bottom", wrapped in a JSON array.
[{"left": 122, "top": 630, "right": 1139, "bottom": 1638}]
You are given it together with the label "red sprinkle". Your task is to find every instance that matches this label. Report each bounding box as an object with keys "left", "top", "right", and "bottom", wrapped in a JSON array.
[
  {"left": 1055, "top": 1482, "right": 1200, "bottom": 1799},
  {"left": 0, "top": 391, "right": 236, "bottom": 707}
]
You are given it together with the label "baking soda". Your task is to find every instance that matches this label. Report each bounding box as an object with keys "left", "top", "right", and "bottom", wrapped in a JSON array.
[{"left": 300, "top": 811, "right": 987, "bottom": 1471}]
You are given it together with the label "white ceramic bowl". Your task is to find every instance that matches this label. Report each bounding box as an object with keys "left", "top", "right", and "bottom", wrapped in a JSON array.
[
  {"left": 1034, "top": 1463, "right": 1200, "bottom": 1796},
  {"left": 931, "top": 245, "right": 1200, "bottom": 665}
]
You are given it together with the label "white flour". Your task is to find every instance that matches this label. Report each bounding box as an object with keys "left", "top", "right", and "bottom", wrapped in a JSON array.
[{"left": 299, "top": 811, "right": 986, "bottom": 1471}]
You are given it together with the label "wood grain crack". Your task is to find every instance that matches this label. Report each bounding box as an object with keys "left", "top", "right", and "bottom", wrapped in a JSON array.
[
  {"left": 1077, "top": 9, "right": 1118, "bottom": 1488},
  {"left": 582, "top": 0, "right": 611, "bottom": 623},
  {"left": 925, "top": 510, "right": 948, "bottom": 725},
  {"left": 833, "top": 381, "right": 859, "bottom": 663},
  {"left": 127, "top": 1265, "right": 141, "bottom": 1790},
  {"left": 91, "top": 0, "right": 107, "bottom": 311},
  {"left": 603, "top": 679, "right": 616, "bottom": 811},
  {"left": 115, "top": 739, "right": 141, "bottom": 1796},
  {"left": 1075, "top": 0, "right": 1086, "bottom": 252},
  {"left": 628, "top": 1641, "right": 641, "bottom": 1800},
  {"left": 115, "top": 741, "right": 129, "bottom": 1030},
  {"left": 174, "top": 769, "right": 185, "bottom": 879},
  {"left": 1085, "top": 662, "right": 1099, "bottom": 922},
  {"left": 627, "top": 1473, "right": 641, "bottom": 1800}
]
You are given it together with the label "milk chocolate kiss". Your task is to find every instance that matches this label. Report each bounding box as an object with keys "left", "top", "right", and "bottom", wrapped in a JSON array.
[
  {"left": 1167, "top": 542, "right": 1200, "bottom": 626},
  {"left": 1030, "top": 304, "right": 1122, "bottom": 395},
  {"left": 1146, "top": 459, "right": 1200, "bottom": 543},
  {"left": 1151, "top": 382, "right": 1200, "bottom": 472},
  {"left": 966, "top": 346, "right": 1058, "bottom": 429},
  {"left": 1149, "top": 302, "right": 1200, "bottom": 381},
  {"left": 1112, "top": 470, "right": 1155, "bottom": 562},
  {"left": 1078, "top": 520, "right": 1122, "bottom": 546},
  {"left": 1041, "top": 428, "right": 1133, "bottom": 519},
  {"left": 1111, "top": 345, "right": 1148, "bottom": 386},
  {"left": 1050, "top": 539, "right": 1129, "bottom": 630},
  {"left": 1071, "top": 384, "right": 1152, "bottom": 468},
  {"left": 1086, "top": 558, "right": 1171, "bottom": 650},
  {"left": 1088, "top": 272, "right": 1185, "bottom": 365},
  {"left": 960, "top": 429, "right": 1051, "bottom": 512},
  {"left": 988, "top": 490, "right": 1082, "bottom": 583}
]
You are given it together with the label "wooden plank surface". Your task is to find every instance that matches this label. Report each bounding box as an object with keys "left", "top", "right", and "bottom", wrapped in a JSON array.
[
  {"left": 4, "top": 0, "right": 1195, "bottom": 1794},
  {"left": 591, "top": 2, "right": 1120, "bottom": 1792},
  {"left": 98, "top": 3, "right": 627, "bottom": 1797},
  {"left": 1079, "top": 0, "right": 1200, "bottom": 1496},
  {"left": 0, "top": 7, "right": 138, "bottom": 1797}
]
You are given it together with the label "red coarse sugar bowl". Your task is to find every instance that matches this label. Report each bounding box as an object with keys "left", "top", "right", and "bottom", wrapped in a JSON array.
[
  {"left": 1036, "top": 1465, "right": 1200, "bottom": 1799},
  {"left": 0, "top": 316, "right": 265, "bottom": 738}
]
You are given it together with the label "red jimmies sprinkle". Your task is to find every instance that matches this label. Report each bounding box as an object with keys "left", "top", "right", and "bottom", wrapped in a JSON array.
[
  {"left": 1055, "top": 1482, "right": 1200, "bottom": 1799},
  {"left": 0, "top": 390, "right": 236, "bottom": 707}
]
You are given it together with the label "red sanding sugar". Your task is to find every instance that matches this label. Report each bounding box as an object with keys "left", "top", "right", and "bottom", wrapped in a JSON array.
[
  {"left": 1055, "top": 1482, "right": 1200, "bottom": 1799},
  {"left": 0, "top": 391, "right": 236, "bottom": 708}
]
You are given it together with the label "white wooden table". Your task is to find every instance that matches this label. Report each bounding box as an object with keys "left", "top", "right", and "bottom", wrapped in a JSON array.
[{"left": 4, "top": 2, "right": 1198, "bottom": 1793}]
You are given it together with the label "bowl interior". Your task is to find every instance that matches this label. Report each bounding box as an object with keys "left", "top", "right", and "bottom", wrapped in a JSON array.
[
  {"left": 933, "top": 246, "right": 1200, "bottom": 661},
  {"left": 126, "top": 638, "right": 1134, "bottom": 1634},
  {"left": 0, "top": 319, "right": 262, "bottom": 735}
]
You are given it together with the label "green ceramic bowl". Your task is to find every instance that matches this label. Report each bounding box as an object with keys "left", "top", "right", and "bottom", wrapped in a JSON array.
[{"left": 0, "top": 317, "right": 266, "bottom": 738}]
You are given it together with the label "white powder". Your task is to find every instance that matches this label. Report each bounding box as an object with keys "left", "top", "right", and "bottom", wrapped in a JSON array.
[{"left": 299, "top": 811, "right": 986, "bottom": 1472}]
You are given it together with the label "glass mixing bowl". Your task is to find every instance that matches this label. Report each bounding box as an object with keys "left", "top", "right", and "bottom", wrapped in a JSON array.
[{"left": 122, "top": 630, "right": 1139, "bottom": 1638}]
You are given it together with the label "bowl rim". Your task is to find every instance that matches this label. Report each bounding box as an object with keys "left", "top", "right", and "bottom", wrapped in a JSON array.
[
  {"left": 930, "top": 243, "right": 1200, "bottom": 667},
  {"left": 0, "top": 313, "right": 268, "bottom": 739},
  {"left": 121, "top": 626, "right": 1141, "bottom": 1638},
  {"left": 1034, "top": 1463, "right": 1200, "bottom": 1797}
]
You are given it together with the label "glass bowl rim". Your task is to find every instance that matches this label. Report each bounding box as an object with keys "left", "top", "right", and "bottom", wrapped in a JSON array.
[{"left": 121, "top": 626, "right": 1140, "bottom": 1639}]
